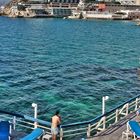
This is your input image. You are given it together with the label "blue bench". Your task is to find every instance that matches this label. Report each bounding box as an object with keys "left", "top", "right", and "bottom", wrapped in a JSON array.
[
  {"left": 128, "top": 121, "right": 140, "bottom": 139},
  {"left": 20, "top": 128, "right": 44, "bottom": 140}
]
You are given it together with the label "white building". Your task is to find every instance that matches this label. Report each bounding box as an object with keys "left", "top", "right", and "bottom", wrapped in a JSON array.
[
  {"left": 0, "top": 5, "right": 5, "bottom": 13},
  {"left": 115, "top": 0, "right": 140, "bottom": 5},
  {"left": 136, "top": 0, "right": 140, "bottom": 5}
]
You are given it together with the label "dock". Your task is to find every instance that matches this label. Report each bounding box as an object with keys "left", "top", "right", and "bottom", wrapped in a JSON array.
[
  {"left": 11, "top": 130, "right": 27, "bottom": 140},
  {"left": 87, "top": 112, "right": 136, "bottom": 140},
  {"left": 8, "top": 111, "right": 137, "bottom": 140},
  {"left": 1, "top": 95, "right": 140, "bottom": 140}
]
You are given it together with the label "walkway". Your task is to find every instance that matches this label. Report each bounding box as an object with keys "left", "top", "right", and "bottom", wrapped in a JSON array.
[
  {"left": 87, "top": 112, "right": 136, "bottom": 140},
  {"left": 11, "top": 130, "right": 26, "bottom": 140}
]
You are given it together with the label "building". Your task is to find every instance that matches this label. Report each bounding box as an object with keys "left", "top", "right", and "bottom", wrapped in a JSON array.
[
  {"left": 136, "top": 0, "right": 140, "bottom": 5},
  {"left": 29, "top": 0, "right": 79, "bottom": 4}
]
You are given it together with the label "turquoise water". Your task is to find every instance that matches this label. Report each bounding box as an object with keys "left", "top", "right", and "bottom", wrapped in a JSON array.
[{"left": 0, "top": 17, "right": 140, "bottom": 124}]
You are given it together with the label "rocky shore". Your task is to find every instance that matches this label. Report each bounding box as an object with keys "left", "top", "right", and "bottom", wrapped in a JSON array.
[
  {"left": 0, "top": 0, "right": 29, "bottom": 17},
  {"left": 1, "top": 0, "right": 140, "bottom": 19},
  {"left": 0, "top": 0, "right": 77, "bottom": 18}
]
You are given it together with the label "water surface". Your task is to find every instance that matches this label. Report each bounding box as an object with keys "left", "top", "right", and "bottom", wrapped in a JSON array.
[{"left": 0, "top": 17, "right": 140, "bottom": 124}]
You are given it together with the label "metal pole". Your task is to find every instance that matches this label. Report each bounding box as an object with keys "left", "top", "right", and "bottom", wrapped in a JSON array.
[
  {"left": 102, "top": 96, "right": 109, "bottom": 115},
  {"left": 115, "top": 109, "right": 119, "bottom": 123},
  {"left": 102, "top": 97, "right": 105, "bottom": 114},
  {"left": 32, "top": 103, "right": 38, "bottom": 128},
  {"left": 135, "top": 98, "right": 138, "bottom": 111},
  {"left": 13, "top": 116, "right": 16, "bottom": 130},
  {"left": 87, "top": 124, "right": 91, "bottom": 137},
  {"left": 60, "top": 128, "right": 63, "bottom": 140}
]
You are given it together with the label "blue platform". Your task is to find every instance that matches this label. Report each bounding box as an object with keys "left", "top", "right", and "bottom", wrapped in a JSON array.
[{"left": 20, "top": 128, "right": 44, "bottom": 140}]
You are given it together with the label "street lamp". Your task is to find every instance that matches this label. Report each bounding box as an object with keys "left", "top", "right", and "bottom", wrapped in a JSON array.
[
  {"left": 32, "top": 103, "right": 38, "bottom": 128},
  {"left": 102, "top": 96, "right": 109, "bottom": 114}
]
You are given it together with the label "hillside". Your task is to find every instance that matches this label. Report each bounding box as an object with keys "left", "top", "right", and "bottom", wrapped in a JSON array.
[
  {"left": 6, "top": 0, "right": 29, "bottom": 6},
  {"left": 0, "top": 0, "right": 9, "bottom": 6},
  {"left": 3, "top": 0, "right": 28, "bottom": 15}
]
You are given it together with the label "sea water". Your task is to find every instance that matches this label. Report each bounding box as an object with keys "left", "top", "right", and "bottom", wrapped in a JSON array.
[{"left": 0, "top": 17, "right": 140, "bottom": 124}]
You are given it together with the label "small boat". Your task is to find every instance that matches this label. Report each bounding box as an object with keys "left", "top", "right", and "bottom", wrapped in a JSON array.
[
  {"left": 134, "top": 18, "right": 140, "bottom": 26},
  {"left": 82, "top": 11, "right": 112, "bottom": 19},
  {"left": 68, "top": 11, "right": 83, "bottom": 19},
  {"left": 112, "top": 10, "right": 130, "bottom": 20},
  {"left": 136, "top": 22, "right": 140, "bottom": 26}
]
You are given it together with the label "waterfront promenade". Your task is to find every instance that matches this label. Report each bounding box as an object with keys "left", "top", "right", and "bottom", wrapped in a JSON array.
[{"left": 87, "top": 112, "right": 136, "bottom": 140}]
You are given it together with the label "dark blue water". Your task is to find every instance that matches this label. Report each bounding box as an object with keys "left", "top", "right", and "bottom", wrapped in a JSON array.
[{"left": 0, "top": 17, "right": 140, "bottom": 124}]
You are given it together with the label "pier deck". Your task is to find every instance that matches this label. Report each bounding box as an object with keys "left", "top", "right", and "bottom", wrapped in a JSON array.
[
  {"left": 11, "top": 130, "right": 27, "bottom": 140},
  {"left": 87, "top": 112, "right": 136, "bottom": 140}
]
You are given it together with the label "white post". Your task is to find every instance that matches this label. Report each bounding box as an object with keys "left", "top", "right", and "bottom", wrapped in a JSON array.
[
  {"left": 126, "top": 103, "right": 129, "bottom": 116},
  {"left": 115, "top": 109, "right": 119, "bottom": 123},
  {"left": 135, "top": 98, "right": 138, "bottom": 111},
  {"left": 102, "top": 97, "right": 105, "bottom": 114},
  {"left": 60, "top": 128, "right": 63, "bottom": 140},
  {"left": 87, "top": 124, "right": 91, "bottom": 137},
  {"left": 102, "top": 96, "right": 109, "bottom": 130},
  {"left": 102, "top": 96, "right": 109, "bottom": 114},
  {"left": 32, "top": 103, "right": 38, "bottom": 128},
  {"left": 13, "top": 116, "right": 16, "bottom": 130},
  {"left": 103, "top": 116, "right": 106, "bottom": 130}
]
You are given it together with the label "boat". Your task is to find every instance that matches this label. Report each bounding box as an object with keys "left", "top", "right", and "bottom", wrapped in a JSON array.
[
  {"left": 112, "top": 10, "right": 130, "bottom": 20},
  {"left": 136, "top": 22, "right": 140, "bottom": 25},
  {"left": 134, "top": 18, "right": 140, "bottom": 25},
  {"left": 68, "top": 10, "right": 83, "bottom": 19},
  {"left": 80, "top": 2, "right": 112, "bottom": 20},
  {"left": 82, "top": 11, "right": 112, "bottom": 19}
]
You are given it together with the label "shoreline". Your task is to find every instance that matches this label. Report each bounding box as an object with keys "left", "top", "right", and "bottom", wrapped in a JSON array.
[{"left": 1, "top": 1, "right": 140, "bottom": 19}]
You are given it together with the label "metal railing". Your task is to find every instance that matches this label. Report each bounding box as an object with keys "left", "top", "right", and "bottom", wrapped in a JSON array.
[
  {"left": 0, "top": 110, "right": 52, "bottom": 136},
  {"left": 0, "top": 94, "right": 140, "bottom": 140},
  {"left": 60, "top": 94, "right": 140, "bottom": 139}
]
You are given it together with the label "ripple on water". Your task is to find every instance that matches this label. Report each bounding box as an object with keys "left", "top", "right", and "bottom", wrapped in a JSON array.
[{"left": 0, "top": 18, "right": 140, "bottom": 123}]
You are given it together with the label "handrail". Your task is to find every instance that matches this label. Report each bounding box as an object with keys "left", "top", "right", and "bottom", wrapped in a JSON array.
[
  {"left": 0, "top": 94, "right": 140, "bottom": 140},
  {"left": 0, "top": 110, "right": 51, "bottom": 127},
  {"left": 61, "top": 94, "right": 140, "bottom": 128},
  {"left": 0, "top": 94, "right": 140, "bottom": 129},
  {"left": 0, "top": 110, "right": 24, "bottom": 118},
  {"left": 24, "top": 115, "right": 51, "bottom": 127}
]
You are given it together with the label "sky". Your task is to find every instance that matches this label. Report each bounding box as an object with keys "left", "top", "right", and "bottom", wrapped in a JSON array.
[
  {"left": 0, "top": 0, "right": 10, "bottom": 5},
  {"left": 0, "top": 0, "right": 10, "bottom": 2}
]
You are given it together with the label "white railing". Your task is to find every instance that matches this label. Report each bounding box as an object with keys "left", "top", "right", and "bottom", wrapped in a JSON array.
[
  {"left": 60, "top": 95, "right": 140, "bottom": 139},
  {"left": 0, "top": 113, "right": 52, "bottom": 136},
  {"left": 0, "top": 95, "right": 140, "bottom": 140}
]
